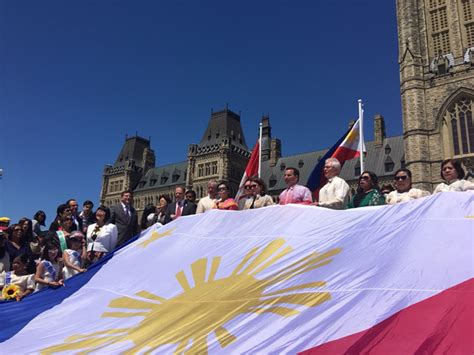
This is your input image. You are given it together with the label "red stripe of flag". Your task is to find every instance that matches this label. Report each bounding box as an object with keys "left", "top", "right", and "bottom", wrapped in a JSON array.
[{"left": 300, "top": 278, "right": 474, "bottom": 354}]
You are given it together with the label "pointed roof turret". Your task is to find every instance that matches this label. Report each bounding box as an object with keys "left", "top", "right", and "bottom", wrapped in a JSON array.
[
  {"left": 114, "top": 136, "right": 151, "bottom": 168},
  {"left": 199, "top": 108, "right": 248, "bottom": 150}
]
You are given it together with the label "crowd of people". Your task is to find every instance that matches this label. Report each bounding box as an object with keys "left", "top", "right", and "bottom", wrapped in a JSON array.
[{"left": 0, "top": 158, "right": 472, "bottom": 302}]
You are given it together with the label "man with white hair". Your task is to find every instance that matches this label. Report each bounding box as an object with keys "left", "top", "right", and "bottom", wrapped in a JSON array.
[
  {"left": 196, "top": 180, "right": 218, "bottom": 213},
  {"left": 316, "top": 158, "right": 350, "bottom": 209}
]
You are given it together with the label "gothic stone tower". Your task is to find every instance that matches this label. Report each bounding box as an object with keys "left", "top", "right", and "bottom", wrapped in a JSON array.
[
  {"left": 397, "top": 0, "right": 474, "bottom": 189},
  {"left": 100, "top": 136, "right": 155, "bottom": 206},
  {"left": 186, "top": 108, "right": 250, "bottom": 197}
]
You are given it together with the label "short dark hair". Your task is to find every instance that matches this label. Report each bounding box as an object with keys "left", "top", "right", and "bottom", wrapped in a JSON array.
[
  {"left": 185, "top": 190, "right": 196, "bottom": 199},
  {"left": 56, "top": 204, "right": 70, "bottom": 216},
  {"left": 380, "top": 184, "right": 394, "bottom": 193},
  {"left": 440, "top": 159, "right": 465, "bottom": 180},
  {"left": 158, "top": 195, "right": 172, "bottom": 204},
  {"left": 95, "top": 205, "right": 111, "bottom": 222},
  {"left": 83, "top": 200, "right": 94, "bottom": 207},
  {"left": 217, "top": 182, "right": 231, "bottom": 191},
  {"left": 13, "top": 254, "right": 29, "bottom": 266},
  {"left": 285, "top": 167, "right": 300, "bottom": 181},
  {"left": 66, "top": 199, "right": 77, "bottom": 206},
  {"left": 175, "top": 186, "right": 185, "bottom": 193},
  {"left": 121, "top": 190, "right": 133, "bottom": 197},
  {"left": 140, "top": 203, "right": 157, "bottom": 229},
  {"left": 393, "top": 168, "right": 412, "bottom": 179}
]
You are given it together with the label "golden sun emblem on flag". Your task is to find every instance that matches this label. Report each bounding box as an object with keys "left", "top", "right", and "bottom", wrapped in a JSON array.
[{"left": 41, "top": 239, "right": 341, "bottom": 354}]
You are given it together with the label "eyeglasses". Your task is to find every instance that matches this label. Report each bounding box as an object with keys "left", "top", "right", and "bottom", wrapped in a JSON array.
[
  {"left": 13, "top": 228, "right": 22, "bottom": 232},
  {"left": 359, "top": 176, "right": 370, "bottom": 181},
  {"left": 244, "top": 186, "right": 252, "bottom": 190},
  {"left": 394, "top": 175, "right": 408, "bottom": 181},
  {"left": 250, "top": 184, "right": 258, "bottom": 188},
  {"left": 218, "top": 187, "right": 228, "bottom": 191}
]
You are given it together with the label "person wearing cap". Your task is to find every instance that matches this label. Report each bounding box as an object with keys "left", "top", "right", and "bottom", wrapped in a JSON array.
[
  {"left": 62, "top": 231, "right": 87, "bottom": 280},
  {"left": 0, "top": 217, "right": 11, "bottom": 228}
]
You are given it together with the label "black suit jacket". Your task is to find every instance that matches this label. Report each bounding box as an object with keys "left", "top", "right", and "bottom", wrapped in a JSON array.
[
  {"left": 164, "top": 200, "right": 197, "bottom": 224},
  {"left": 109, "top": 203, "right": 139, "bottom": 247}
]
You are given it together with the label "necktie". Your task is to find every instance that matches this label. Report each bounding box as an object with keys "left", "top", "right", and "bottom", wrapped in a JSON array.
[
  {"left": 175, "top": 202, "right": 182, "bottom": 218},
  {"left": 124, "top": 205, "right": 131, "bottom": 223}
]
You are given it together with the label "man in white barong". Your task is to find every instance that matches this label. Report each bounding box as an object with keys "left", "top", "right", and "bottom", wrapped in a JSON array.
[{"left": 315, "top": 158, "right": 350, "bottom": 210}]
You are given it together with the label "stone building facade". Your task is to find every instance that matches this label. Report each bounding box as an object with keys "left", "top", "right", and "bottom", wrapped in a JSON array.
[
  {"left": 397, "top": 0, "right": 474, "bottom": 189},
  {"left": 100, "top": 109, "right": 404, "bottom": 213},
  {"left": 100, "top": 1, "right": 474, "bottom": 212}
]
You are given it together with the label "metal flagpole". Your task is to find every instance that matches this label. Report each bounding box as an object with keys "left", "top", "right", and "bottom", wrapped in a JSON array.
[
  {"left": 358, "top": 99, "right": 365, "bottom": 173},
  {"left": 258, "top": 122, "right": 263, "bottom": 177}
]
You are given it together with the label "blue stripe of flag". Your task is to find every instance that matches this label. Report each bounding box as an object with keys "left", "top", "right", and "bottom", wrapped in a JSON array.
[{"left": 306, "top": 127, "right": 350, "bottom": 193}]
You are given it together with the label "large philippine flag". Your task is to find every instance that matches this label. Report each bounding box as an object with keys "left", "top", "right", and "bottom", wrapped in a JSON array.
[
  {"left": 306, "top": 119, "right": 366, "bottom": 199},
  {"left": 331, "top": 118, "right": 366, "bottom": 163},
  {"left": 1, "top": 192, "right": 473, "bottom": 353}
]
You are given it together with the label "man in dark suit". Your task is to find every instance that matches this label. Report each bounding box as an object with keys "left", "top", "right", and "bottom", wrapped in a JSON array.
[
  {"left": 109, "top": 190, "right": 139, "bottom": 247},
  {"left": 164, "top": 186, "right": 197, "bottom": 224},
  {"left": 66, "top": 199, "right": 83, "bottom": 233}
]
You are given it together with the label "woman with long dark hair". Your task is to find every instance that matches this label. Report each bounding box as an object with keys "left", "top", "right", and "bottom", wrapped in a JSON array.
[
  {"left": 347, "top": 171, "right": 386, "bottom": 208},
  {"left": 32, "top": 210, "right": 46, "bottom": 236},
  {"left": 5, "top": 224, "right": 29, "bottom": 266},
  {"left": 243, "top": 177, "right": 274, "bottom": 209}
]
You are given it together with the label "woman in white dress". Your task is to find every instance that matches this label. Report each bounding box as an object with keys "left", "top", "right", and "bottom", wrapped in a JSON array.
[
  {"left": 62, "top": 231, "right": 87, "bottom": 280},
  {"left": 433, "top": 159, "right": 474, "bottom": 193},
  {"left": 386, "top": 169, "right": 430, "bottom": 204},
  {"left": 0, "top": 254, "right": 34, "bottom": 301},
  {"left": 34, "top": 241, "right": 64, "bottom": 291},
  {"left": 86, "top": 206, "right": 118, "bottom": 258}
]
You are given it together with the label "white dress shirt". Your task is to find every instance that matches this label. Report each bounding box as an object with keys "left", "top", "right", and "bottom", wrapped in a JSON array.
[
  {"left": 196, "top": 195, "right": 216, "bottom": 213},
  {"left": 433, "top": 179, "right": 474, "bottom": 193},
  {"left": 318, "top": 176, "right": 350, "bottom": 210},
  {"left": 386, "top": 188, "right": 430, "bottom": 204}
]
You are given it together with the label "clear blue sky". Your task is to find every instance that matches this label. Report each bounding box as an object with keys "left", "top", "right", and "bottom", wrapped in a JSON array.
[{"left": 1, "top": 1, "right": 401, "bottom": 224}]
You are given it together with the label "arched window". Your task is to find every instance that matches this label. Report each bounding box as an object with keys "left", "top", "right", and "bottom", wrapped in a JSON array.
[{"left": 443, "top": 96, "right": 474, "bottom": 156}]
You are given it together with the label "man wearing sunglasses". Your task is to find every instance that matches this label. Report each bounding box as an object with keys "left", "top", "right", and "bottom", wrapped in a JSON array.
[{"left": 386, "top": 168, "right": 430, "bottom": 205}]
